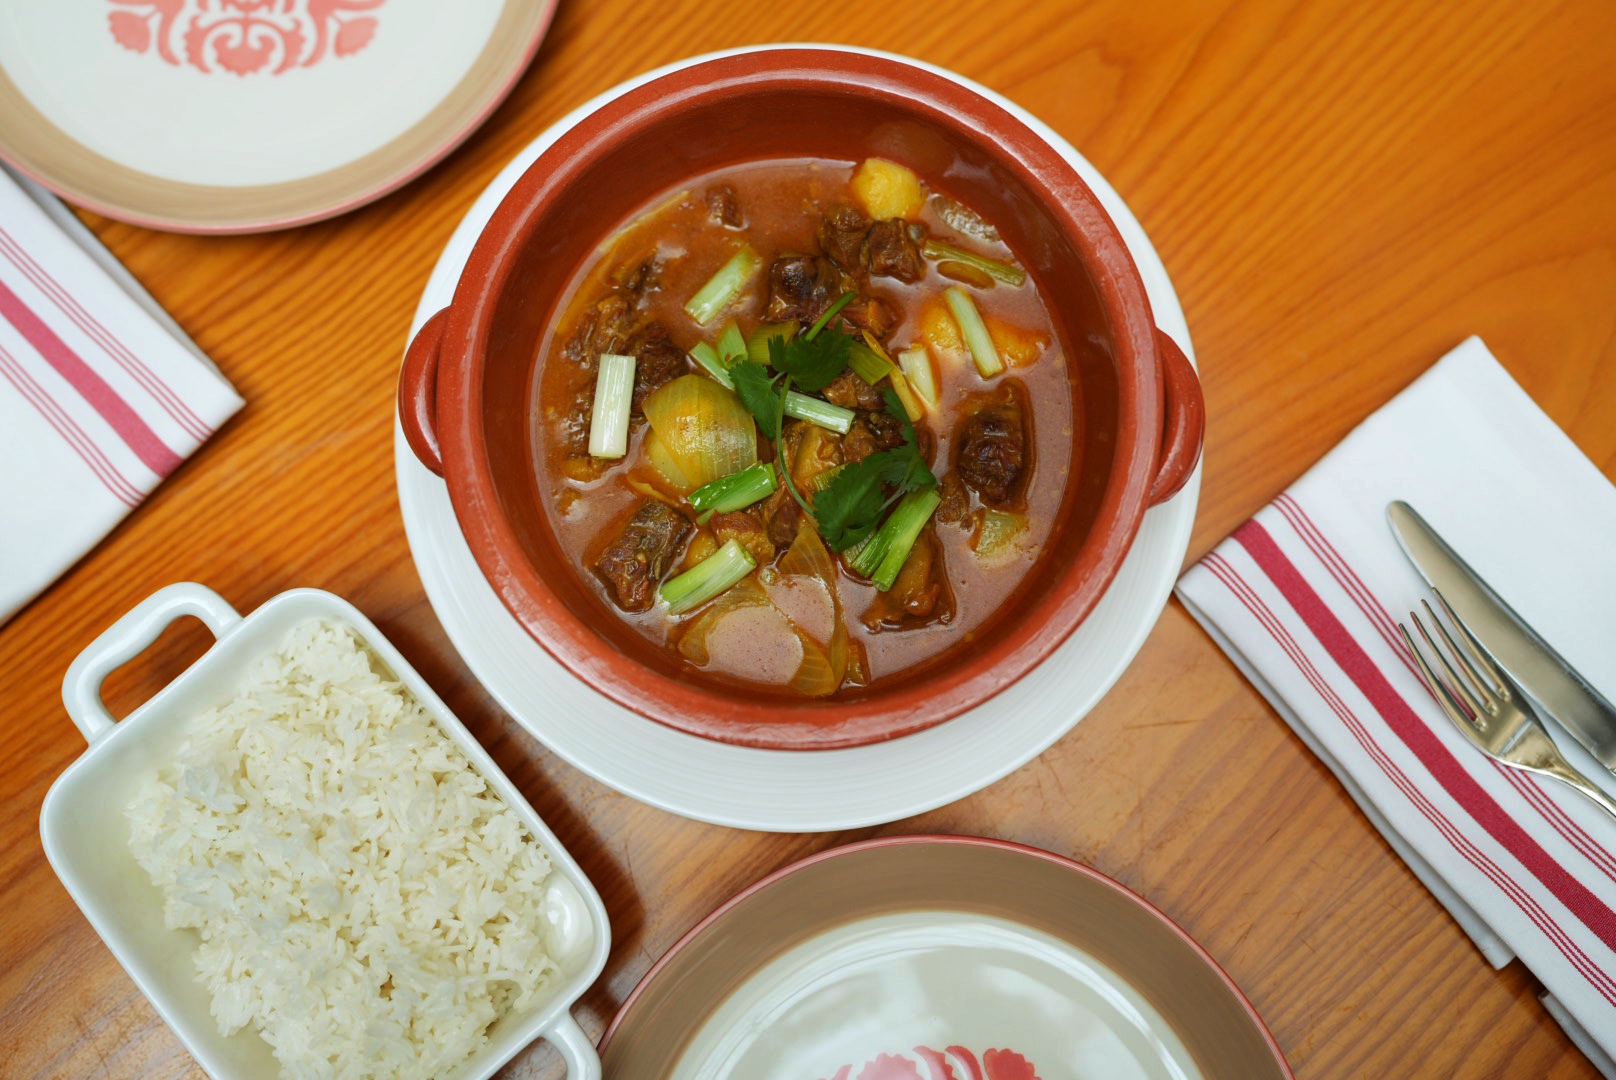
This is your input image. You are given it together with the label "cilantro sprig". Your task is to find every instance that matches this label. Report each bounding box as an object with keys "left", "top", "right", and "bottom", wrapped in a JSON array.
[
  {"left": 813, "top": 390, "right": 937, "bottom": 551},
  {"left": 720, "top": 296, "right": 935, "bottom": 549}
]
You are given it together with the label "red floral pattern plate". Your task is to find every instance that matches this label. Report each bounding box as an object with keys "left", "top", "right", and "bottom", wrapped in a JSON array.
[{"left": 0, "top": 0, "right": 557, "bottom": 232}]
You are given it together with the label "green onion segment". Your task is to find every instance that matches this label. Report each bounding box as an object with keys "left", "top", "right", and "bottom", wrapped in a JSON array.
[
  {"left": 689, "top": 341, "right": 733, "bottom": 388},
  {"left": 718, "top": 322, "right": 748, "bottom": 365},
  {"left": 660, "top": 538, "right": 757, "bottom": 614},
  {"left": 897, "top": 346, "right": 938, "bottom": 408},
  {"left": 944, "top": 286, "right": 1004, "bottom": 378},
  {"left": 847, "top": 488, "right": 942, "bottom": 590},
  {"left": 847, "top": 340, "right": 895, "bottom": 384},
  {"left": 688, "top": 462, "right": 778, "bottom": 516},
  {"left": 923, "top": 239, "right": 1027, "bottom": 286},
  {"left": 685, "top": 246, "right": 761, "bottom": 326},
  {"left": 784, "top": 391, "right": 855, "bottom": 434},
  {"left": 587, "top": 352, "right": 636, "bottom": 458}
]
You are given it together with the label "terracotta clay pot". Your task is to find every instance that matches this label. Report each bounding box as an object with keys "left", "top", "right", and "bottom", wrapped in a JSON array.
[{"left": 399, "top": 47, "right": 1204, "bottom": 750}]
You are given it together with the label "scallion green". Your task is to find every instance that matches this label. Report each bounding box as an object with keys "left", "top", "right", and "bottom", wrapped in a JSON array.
[
  {"left": 689, "top": 341, "right": 733, "bottom": 388},
  {"left": 685, "top": 246, "right": 761, "bottom": 326},
  {"left": 944, "top": 286, "right": 1004, "bottom": 378},
  {"left": 847, "top": 488, "right": 942, "bottom": 590},
  {"left": 689, "top": 462, "right": 778, "bottom": 515},
  {"left": 718, "top": 322, "right": 748, "bottom": 365},
  {"left": 587, "top": 352, "right": 636, "bottom": 458},
  {"left": 848, "top": 340, "right": 895, "bottom": 384},
  {"left": 923, "top": 239, "right": 1027, "bottom": 286},
  {"left": 659, "top": 538, "right": 757, "bottom": 614},
  {"left": 784, "top": 391, "right": 855, "bottom": 434}
]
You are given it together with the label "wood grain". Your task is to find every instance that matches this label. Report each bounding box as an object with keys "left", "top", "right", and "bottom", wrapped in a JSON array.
[{"left": 3, "top": 0, "right": 1614, "bottom": 1076}]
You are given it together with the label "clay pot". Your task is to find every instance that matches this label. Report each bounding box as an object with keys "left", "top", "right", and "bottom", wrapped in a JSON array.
[{"left": 399, "top": 48, "right": 1204, "bottom": 750}]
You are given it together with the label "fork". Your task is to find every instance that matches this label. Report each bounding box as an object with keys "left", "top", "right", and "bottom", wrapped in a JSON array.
[{"left": 1400, "top": 590, "right": 1616, "bottom": 823}]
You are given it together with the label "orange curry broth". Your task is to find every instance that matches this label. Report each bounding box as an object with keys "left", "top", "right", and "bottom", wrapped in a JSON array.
[{"left": 530, "top": 159, "right": 1078, "bottom": 694}]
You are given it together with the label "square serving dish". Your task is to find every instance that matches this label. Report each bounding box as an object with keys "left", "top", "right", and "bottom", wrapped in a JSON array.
[{"left": 41, "top": 582, "right": 609, "bottom": 1079}]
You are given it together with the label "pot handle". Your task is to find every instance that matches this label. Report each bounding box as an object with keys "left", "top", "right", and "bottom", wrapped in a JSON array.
[
  {"left": 399, "top": 308, "right": 449, "bottom": 477},
  {"left": 61, "top": 582, "right": 243, "bottom": 745},
  {"left": 1147, "top": 328, "right": 1206, "bottom": 505}
]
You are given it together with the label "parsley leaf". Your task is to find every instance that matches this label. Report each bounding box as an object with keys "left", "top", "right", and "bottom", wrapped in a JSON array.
[
  {"left": 768, "top": 325, "right": 853, "bottom": 392},
  {"left": 729, "top": 360, "right": 784, "bottom": 439}
]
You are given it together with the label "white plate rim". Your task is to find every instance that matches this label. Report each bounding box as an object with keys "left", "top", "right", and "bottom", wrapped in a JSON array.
[{"left": 393, "top": 43, "right": 1201, "bottom": 832}]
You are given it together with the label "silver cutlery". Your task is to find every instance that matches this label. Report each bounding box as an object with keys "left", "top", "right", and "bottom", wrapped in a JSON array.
[
  {"left": 1400, "top": 591, "right": 1616, "bottom": 823},
  {"left": 1388, "top": 500, "right": 1616, "bottom": 774}
]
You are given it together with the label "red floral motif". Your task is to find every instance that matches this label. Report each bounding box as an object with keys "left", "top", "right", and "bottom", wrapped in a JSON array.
[
  {"left": 106, "top": 0, "right": 385, "bottom": 75},
  {"left": 819, "top": 1046, "right": 1041, "bottom": 1080}
]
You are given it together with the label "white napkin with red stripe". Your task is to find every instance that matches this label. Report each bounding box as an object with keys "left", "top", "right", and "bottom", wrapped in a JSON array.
[
  {"left": 0, "top": 166, "right": 243, "bottom": 626},
  {"left": 1177, "top": 337, "right": 1616, "bottom": 1074}
]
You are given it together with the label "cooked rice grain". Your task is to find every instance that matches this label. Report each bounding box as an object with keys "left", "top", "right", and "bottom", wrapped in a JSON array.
[{"left": 127, "top": 619, "right": 558, "bottom": 1080}]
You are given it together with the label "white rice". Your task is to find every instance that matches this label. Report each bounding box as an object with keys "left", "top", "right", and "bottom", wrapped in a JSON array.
[{"left": 126, "top": 619, "right": 559, "bottom": 1080}]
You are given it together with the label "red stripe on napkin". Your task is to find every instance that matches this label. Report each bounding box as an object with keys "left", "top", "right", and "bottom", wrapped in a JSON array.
[
  {"left": 1205, "top": 552, "right": 1616, "bottom": 1004},
  {"left": 0, "top": 277, "right": 182, "bottom": 477},
  {"left": 1235, "top": 519, "right": 1616, "bottom": 954},
  {"left": 0, "top": 346, "right": 140, "bottom": 507},
  {"left": 1271, "top": 494, "right": 1616, "bottom": 883},
  {"left": 0, "top": 228, "right": 212, "bottom": 442}
]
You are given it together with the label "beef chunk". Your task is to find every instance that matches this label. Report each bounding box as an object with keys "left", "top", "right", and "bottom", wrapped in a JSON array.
[
  {"left": 818, "top": 204, "right": 870, "bottom": 270},
  {"left": 712, "top": 510, "right": 775, "bottom": 566},
  {"left": 759, "top": 484, "right": 804, "bottom": 549},
  {"left": 564, "top": 291, "right": 638, "bottom": 367},
  {"left": 821, "top": 369, "right": 886, "bottom": 411},
  {"left": 861, "top": 528, "right": 954, "bottom": 631},
  {"left": 840, "top": 296, "right": 896, "bottom": 339},
  {"left": 707, "top": 185, "right": 743, "bottom": 229},
  {"left": 596, "top": 501, "right": 692, "bottom": 612},
  {"left": 843, "top": 409, "right": 906, "bottom": 464},
  {"left": 936, "top": 470, "right": 970, "bottom": 525},
  {"left": 955, "top": 382, "right": 1029, "bottom": 508},
  {"left": 765, "top": 254, "right": 843, "bottom": 325},
  {"left": 864, "top": 219, "right": 926, "bottom": 283},
  {"left": 628, "top": 328, "right": 688, "bottom": 415},
  {"left": 612, "top": 256, "right": 660, "bottom": 296}
]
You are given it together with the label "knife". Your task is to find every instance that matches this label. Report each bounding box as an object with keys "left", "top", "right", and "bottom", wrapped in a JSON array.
[{"left": 1387, "top": 500, "right": 1616, "bottom": 773}]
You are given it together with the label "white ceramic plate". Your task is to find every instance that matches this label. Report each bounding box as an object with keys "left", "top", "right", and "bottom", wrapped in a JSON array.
[
  {"left": 394, "top": 45, "right": 1200, "bottom": 832},
  {"left": 599, "top": 838, "right": 1291, "bottom": 1078},
  {"left": 0, "top": 0, "right": 557, "bottom": 232}
]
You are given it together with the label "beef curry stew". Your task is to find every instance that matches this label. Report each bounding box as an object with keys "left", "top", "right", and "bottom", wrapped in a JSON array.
[{"left": 533, "top": 158, "right": 1078, "bottom": 698}]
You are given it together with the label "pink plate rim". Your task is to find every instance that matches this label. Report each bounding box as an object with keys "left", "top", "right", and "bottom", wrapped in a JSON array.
[{"left": 599, "top": 833, "right": 1294, "bottom": 1075}]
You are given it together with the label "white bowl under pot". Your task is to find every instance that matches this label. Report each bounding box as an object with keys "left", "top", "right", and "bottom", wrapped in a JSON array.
[{"left": 40, "top": 582, "right": 610, "bottom": 1079}]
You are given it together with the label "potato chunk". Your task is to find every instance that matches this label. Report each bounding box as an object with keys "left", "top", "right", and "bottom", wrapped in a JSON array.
[{"left": 851, "top": 158, "right": 926, "bottom": 221}]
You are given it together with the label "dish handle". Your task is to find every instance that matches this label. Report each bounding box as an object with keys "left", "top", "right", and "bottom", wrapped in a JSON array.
[
  {"left": 399, "top": 308, "right": 449, "bottom": 477},
  {"left": 1147, "top": 328, "right": 1206, "bottom": 505},
  {"left": 544, "top": 1011, "right": 601, "bottom": 1078},
  {"left": 61, "top": 582, "right": 242, "bottom": 745}
]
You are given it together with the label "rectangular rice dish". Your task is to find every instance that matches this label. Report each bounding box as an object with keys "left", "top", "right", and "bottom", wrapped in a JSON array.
[{"left": 41, "top": 583, "right": 609, "bottom": 1080}]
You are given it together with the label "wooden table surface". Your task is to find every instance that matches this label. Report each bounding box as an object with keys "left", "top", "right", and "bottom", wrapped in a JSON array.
[{"left": 4, "top": 0, "right": 1615, "bottom": 1076}]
